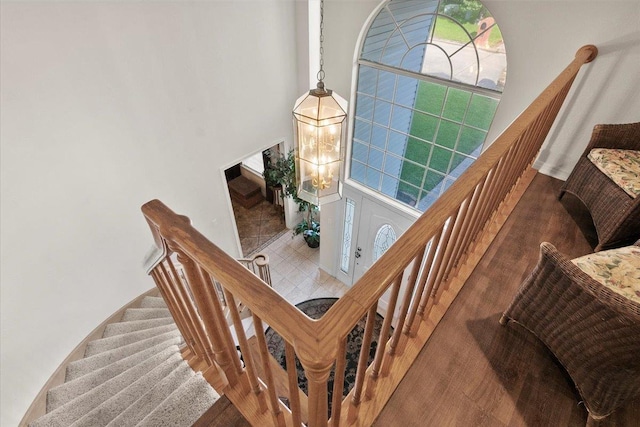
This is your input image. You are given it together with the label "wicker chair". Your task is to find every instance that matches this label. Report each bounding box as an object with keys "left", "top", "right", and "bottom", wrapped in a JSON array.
[
  {"left": 559, "top": 122, "right": 640, "bottom": 251},
  {"left": 500, "top": 242, "right": 640, "bottom": 424}
]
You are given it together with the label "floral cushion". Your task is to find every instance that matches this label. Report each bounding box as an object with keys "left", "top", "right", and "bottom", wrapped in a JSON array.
[
  {"left": 571, "top": 245, "right": 640, "bottom": 303},
  {"left": 588, "top": 148, "right": 640, "bottom": 198}
]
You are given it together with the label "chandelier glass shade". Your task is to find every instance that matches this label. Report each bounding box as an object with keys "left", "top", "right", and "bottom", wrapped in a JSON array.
[{"left": 293, "top": 81, "right": 347, "bottom": 205}]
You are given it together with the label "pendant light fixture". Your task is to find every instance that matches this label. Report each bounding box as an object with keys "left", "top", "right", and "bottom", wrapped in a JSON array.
[{"left": 292, "top": 0, "right": 348, "bottom": 206}]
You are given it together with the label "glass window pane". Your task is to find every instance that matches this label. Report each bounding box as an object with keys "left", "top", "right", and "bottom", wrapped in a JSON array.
[
  {"left": 435, "top": 120, "right": 461, "bottom": 149},
  {"left": 365, "top": 167, "right": 382, "bottom": 189},
  {"left": 449, "top": 153, "right": 474, "bottom": 178},
  {"left": 390, "top": 105, "right": 413, "bottom": 134},
  {"left": 373, "top": 100, "right": 392, "bottom": 127},
  {"left": 354, "top": 119, "right": 372, "bottom": 142},
  {"left": 466, "top": 94, "right": 499, "bottom": 130},
  {"left": 355, "top": 94, "right": 375, "bottom": 121},
  {"left": 351, "top": 160, "right": 366, "bottom": 184},
  {"left": 450, "top": 43, "right": 480, "bottom": 86},
  {"left": 442, "top": 88, "right": 471, "bottom": 123},
  {"left": 387, "top": 131, "right": 408, "bottom": 156},
  {"left": 423, "top": 169, "right": 445, "bottom": 192},
  {"left": 400, "top": 161, "right": 425, "bottom": 188},
  {"left": 396, "top": 181, "right": 420, "bottom": 207},
  {"left": 422, "top": 43, "right": 452, "bottom": 81},
  {"left": 381, "top": 174, "right": 399, "bottom": 198},
  {"left": 405, "top": 137, "right": 431, "bottom": 164},
  {"left": 357, "top": 66, "right": 377, "bottom": 96},
  {"left": 383, "top": 154, "right": 403, "bottom": 177},
  {"left": 410, "top": 111, "right": 438, "bottom": 142},
  {"left": 458, "top": 126, "right": 486, "bottom": 156},
  {"left": 415, "top": 81, "right": 446, "bottom": 115},
  {"left": 352, "top": 141, "right": 369, "bottom": 163},
  {"left": 429, "top": 145, "right": 453, "bottom": 173},
  {"left": 371, "top": 124, "right": 388, "bottom": 149},
  {"left": 377, "top": 71, "right": 396, "bottom": 101},
  {"left": 373, "top": 224, "right": 397, "bottom": 262},
  {"left": 396, "top": 75, "right": 420, "bottom": 108},
  {"left": 368, "top": 147, "right": 384, "bottom": 170}
]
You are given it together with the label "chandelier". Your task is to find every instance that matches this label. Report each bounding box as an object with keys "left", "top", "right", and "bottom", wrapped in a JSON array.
[{"left": 292, "top": 0, "right": 347, "bottom": 206}]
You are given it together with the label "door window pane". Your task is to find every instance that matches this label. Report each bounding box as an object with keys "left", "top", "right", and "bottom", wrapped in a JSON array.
[{"left": 373, "top": 224, "right": 397, "bottom": 262}]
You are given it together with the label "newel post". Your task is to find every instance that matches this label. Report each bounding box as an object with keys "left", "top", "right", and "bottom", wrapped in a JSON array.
[{"left": 300, "top": 357, "right": 334, "bottom": 427}]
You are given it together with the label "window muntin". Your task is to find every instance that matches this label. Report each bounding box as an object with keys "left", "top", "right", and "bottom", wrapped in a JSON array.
[{"left": 350, "top": 0, "right": 505, "bottom": 212}]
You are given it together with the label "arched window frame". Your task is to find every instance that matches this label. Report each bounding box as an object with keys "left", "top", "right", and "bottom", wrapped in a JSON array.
[{"left": 346, "top": 0, "right": 506, "bottom": 212}]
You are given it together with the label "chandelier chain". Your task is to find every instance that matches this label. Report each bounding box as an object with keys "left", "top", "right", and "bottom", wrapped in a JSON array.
[{"left": 317, "top": 0, "right": 325, "bottom": 83}]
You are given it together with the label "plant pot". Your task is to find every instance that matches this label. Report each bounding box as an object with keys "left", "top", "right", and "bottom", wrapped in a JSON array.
[{"left": 304, "top": 235, "right": 320, "bottom": 248}]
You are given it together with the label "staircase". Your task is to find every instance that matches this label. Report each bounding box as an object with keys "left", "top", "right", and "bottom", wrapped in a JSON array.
[{"left": 28, "top": 296, "right": 220, "bottom": 427}]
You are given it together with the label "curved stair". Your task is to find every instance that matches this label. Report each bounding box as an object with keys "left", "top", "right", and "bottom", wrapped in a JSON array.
[{"left": 29, "top": 296, "right": 220, "bottom": 427}]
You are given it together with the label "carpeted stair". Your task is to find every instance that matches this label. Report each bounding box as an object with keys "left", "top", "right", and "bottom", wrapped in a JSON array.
[{"left": 29, "top": 296, "right": 220, "bottom": 427}]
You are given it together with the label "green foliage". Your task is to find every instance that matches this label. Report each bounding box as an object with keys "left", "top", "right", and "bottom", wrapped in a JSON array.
[
  {"left": 293, "top": 218, "right": 320, "bottom": 247},
  {"left": 264, "top": 149, "right": 320, "bottom": 246},
  {"left": 442, "top": 0, "right": 486, "bottom": 25}
]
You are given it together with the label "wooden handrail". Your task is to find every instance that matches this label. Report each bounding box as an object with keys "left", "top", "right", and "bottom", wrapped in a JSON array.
[{"left": 142, "top": 45, "right": 597, "bottom": 427}]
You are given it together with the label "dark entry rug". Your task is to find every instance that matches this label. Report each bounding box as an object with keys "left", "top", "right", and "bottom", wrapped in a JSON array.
[{"left": 264, "top": 297, "right": 387, "bottom": 415}]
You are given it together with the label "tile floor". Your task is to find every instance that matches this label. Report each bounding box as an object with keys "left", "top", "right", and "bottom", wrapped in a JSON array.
[
  {"left": 232, "top": 198, "right": 286, "bottom": 256},
  {"left": 232, "top": 196, "right": 349, "bottom": 305},
  {"left": 256, "top": 231, "right": 350, "bottom": 306}
]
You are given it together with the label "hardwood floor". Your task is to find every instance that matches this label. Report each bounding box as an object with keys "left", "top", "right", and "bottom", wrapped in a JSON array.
[
  {"left": 374, "top": 174, "right": 639, "bottom": 427},
  {"left": 198, "top": 173, "right": 639, "bottom": 426}
]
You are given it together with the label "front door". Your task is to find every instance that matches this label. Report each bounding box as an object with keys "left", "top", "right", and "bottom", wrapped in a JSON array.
[{"left": 336, "top": 184, "right": 417, "bottom": 287}]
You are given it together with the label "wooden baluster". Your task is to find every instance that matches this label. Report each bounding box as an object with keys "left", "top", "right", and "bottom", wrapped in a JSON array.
[
  {"left": 252, "top": 315, "right": 285, "bottom": 426},
  {"left": 387, "top": 250, "right": 425, "bottom": 358},
  {"left": 365, "top": 273, "right": 402, "bottom": 400},
  {"left": 285, "top": 342, "right": 303, "bottom": 427},
  {"left": 439, "top": 198, "right": 471, "bottom": 288},
  {"left": 406, "top": 232, "right": 441, "bottom": 336},
  {"left": 165, "top": 253, "right": 214, "bottom": 365},
  {"left": 224, "top": 290, "right": 263, "bottom": 398},
  {"left": 447, "top": 181, "right": 485, "bottom": 277},
  {"left": 472, "top": 158, "right": 505, "bottom": 238},
  {"left": 418, "top": 211, "right": 458, "bottom": 318},
  {"left": 151, "top": 266, "right": 196, "bottom": 355},
  {"left": 200, "top": 269, "right": 244, "bottom": 377},
  {"left": 176, "top": 251, "right": 238, "bottom": 385},
  {"left": 347, "top": 303, "right": 378, "bottom": 423},
  {"left": 329, "top": 339, "right": 347, "bottom": 427}
]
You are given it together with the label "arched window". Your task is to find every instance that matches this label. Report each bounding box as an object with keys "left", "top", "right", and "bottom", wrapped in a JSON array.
[{"left": 349, "top": 0, "right": 506, "bottom": 211}]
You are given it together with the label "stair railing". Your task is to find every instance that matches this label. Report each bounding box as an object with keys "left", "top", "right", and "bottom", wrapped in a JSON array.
[{"left": 142, "top": 45, "right": 597, "bottom": 427}]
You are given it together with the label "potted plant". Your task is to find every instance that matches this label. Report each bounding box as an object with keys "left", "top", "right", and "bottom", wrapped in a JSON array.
[
  {"left": 292, "top": 204, "right": 320, "bottom": 248},
  {"left": 264, "top": 149, "right": 320, "bottom": 248}
]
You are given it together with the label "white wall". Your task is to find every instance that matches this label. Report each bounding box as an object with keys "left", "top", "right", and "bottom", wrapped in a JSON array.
[
  {"left": 0, "top": 2, "right": 298, "bottom": 425},
  {"left": 319, "top": 0, "right": 640, "bottom": 276}
]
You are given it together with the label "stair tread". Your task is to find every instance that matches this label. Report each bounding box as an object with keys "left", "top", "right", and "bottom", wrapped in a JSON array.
[
  {"left": 139, "top": 296, "right": 167, "bottom": 308},
  {"left": 66, "top": 330, "right": 183, "bottom": 381},
  {"left": 137, "top": 373, "right": 219, "bottom": 427},
  {"left": 102, "top": 317, "right": 175, "bottom": 338},
  {"left": 121, "top": 307, "right": 171, "bottom": 322},
  {"left": 32, "top": 348, "right": 182, "bottom": 427},
  {"left": 47, "top": 343, "right": 181, "bottom": 412},
  {"left": 105, "top": 361, "right": 196, "bottom": 427},
  {"left": 68, "top": 357, "right": 188, "bottom": 427},
  {"left": 85, "top": 323, "right": 178, "bottom": 357}
]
